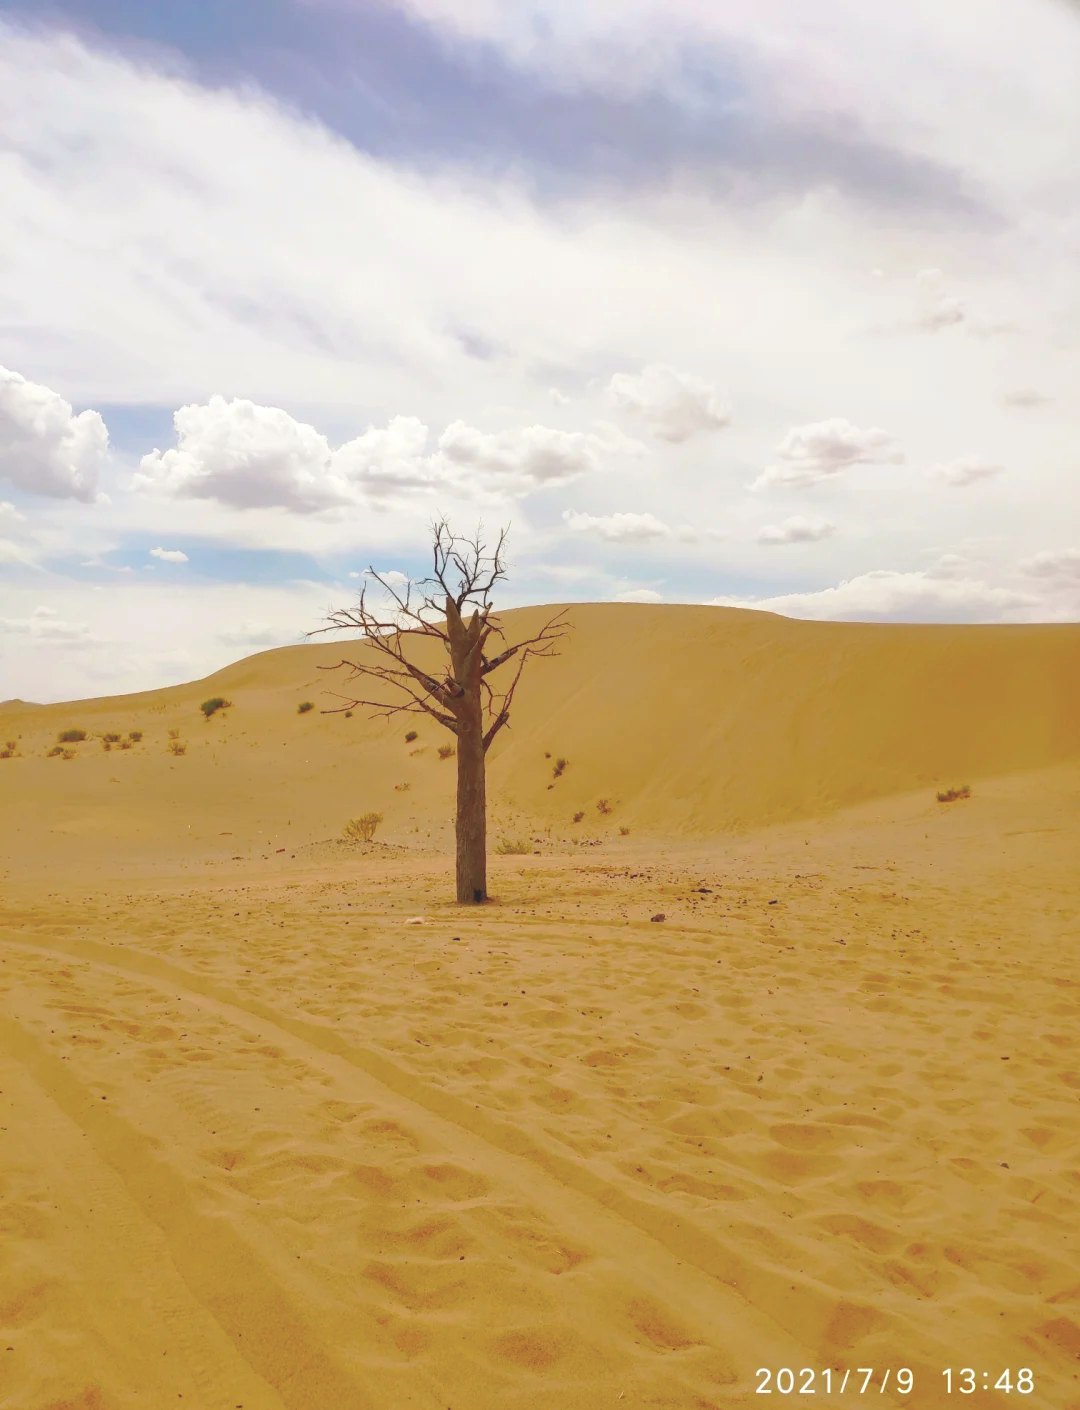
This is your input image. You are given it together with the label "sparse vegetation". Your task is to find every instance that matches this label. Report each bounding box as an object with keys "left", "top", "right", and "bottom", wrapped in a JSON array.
[
  {"left": 344, "top": 711, "right": 353, "bottom": 718},
  {"left": 200, "top": 696, "right": 232, "bottom": 718},
  {"left": 297, "top": 700, "right": 315, "bottom": 714},
  {"left": 102, "top": 732, "right": 122, "bottom": 745},
  {"left": 167, "top": 728, "right": 181, "bottom": 741},
  {"left": 0, "top": 741, "right": 16, "bottom": 759},
  {"left": 167, "top": 739, "right": 187, "bottom": 756},
  {"left": 343, "top": 811, "right": 383, "bottom": 843},
  {"left": 62, "top": 748, "right": 76, "bottom": 761},
  {"left": 619, "top": 826, "right": 630, "bottom": 836},
  {"left": 544, "top": 751, "right": 551, "bottom": 759},
  {"left": 437, "top": 744, "right": 456, "bottom": 761},
  {"left": 553, "top": 756, "right": 568, "bottom": 778},
  {"left": 572, "top": 810, "right": 585, "bottom": 823},
  {"left": 394, "top": 782, "right": 411, "bottom": 792},
  {"left": 404, "top": 730, "right": 418, "bottom": 743},
  {"left": 128, "top": 731, "right": 143, "bottom": 743},
  {"left": 494, "top": 837, "right": 533, "bottom": 855},
  {"left": 46, "top": 745, "right": 65, "bottom": 758},
  {"left": 937, "top": 784, "right": 971, "bottom": 803},
  {"left": 57, "top": 728, "right": 87, "bottom": 743},
  {"left": 596, "top": 798, "right": 612, "bottom": 814}
]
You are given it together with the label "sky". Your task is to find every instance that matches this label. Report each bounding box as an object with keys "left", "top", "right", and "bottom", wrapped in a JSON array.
[{"left": 1, "top": 0, "right": 1079, "bottom": 702}]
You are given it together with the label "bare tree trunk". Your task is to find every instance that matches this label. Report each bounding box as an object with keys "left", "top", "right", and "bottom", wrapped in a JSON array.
[{"left": 455, "top": 704, "right": 487, "bottom": 903}]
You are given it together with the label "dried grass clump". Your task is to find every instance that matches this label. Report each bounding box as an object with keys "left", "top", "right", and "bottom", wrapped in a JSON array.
[
  {"left": 61, "top": 748, "right": 76, "bottom": 761},
  {"left": 167, "top": 739, "right": 187, "bottom": 756},
  {"left": 46, "top": 745, "right": 65, "bottom": 758},
  {"left": 394, "top": 782, "right": 411, "bottom": 792},
  {"left": 437, "top": 743, "right": 456, "bottom": 760},
  {"left": 297, "top": 700, "right": 315, "bottom": 714},
  {"left": 128, "top": 730, "right": 143, "bottom": 743},
  {"left": 596, "top": 798, "right": 612, "bottom": 815},
  {"left": 404, "top": 730, "right": 418, "bottom": 743},
  {"left": 552, "top": 756, "right": 568, "bottom": 778},
  {"left": 57, "top": 728, "right": 87, "bottom": 743},
  {"left": 0, "top": 740, "right": 17, "bottom": 759},
  {"left": 572, "top": 810, "right": 585, "bottom": 823},
  {"left": 494, "top": 837, "right": 533, "bottom": 855},
  {"left": 619, "top": 825, "right": 630, "bottom": 836},
  {"left": 119, "top": 739, "right": 133, "bottom": 750},
  {"left": 343, "top": 811, "right": 383, "bottom": 842},
  {"left": 167, "top": 728, "right": 181, "bottom": 741},
  {"left": 200, "top": 696, "right": 232, "bottom": 718},
  {"left": 936, "top": 784, "right": 971, "bottom": 803}
]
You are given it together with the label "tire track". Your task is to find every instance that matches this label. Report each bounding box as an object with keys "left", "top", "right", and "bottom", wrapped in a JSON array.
[{"left": 2, "top": 927, "right": 943, "bottom": 1395}]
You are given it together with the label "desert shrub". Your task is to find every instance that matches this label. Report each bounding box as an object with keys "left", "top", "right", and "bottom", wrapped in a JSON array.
[
  {"left": 344, "top": 711, "right": 353, "bottom": 719},
  {"left": 200, "top": 696, "right": 232, "bottom": 718},
  {"left": 552, "top": 756, "right": 568, "bottom": 778},
  {"left": 936, "top": 784, "right": 971, "bottom": 803},
  {"left": 437, "top": 743, "right": 456, "bottom": 760},
  {"left": 46, "top": 745, "right": 65, "bottom": 757},
  {"left": 119, "top": 739, "right": 133, "bottom": 750},
  {"left": 596, "top": 798, "right": 612, "bottom": 814},
  {"left": 0, "top": 742, "right": 15, "bottom": 759},
  {"left": 62, "top": 748, "right": 76, "bottom": 761},
  {"left": 544, "top": 751, "right": 551, "bottom": 759},
  {"left": 102, "top": 732, "right": 122, "bottom": 744},
  {"left": 127, "top": 730, "right": 143, "bottom": 742},
  {"left": 619, "top": 825, "right": 630, "bottom": 836},
  {"left": 394, "top": 782, "right": 411, "bottom": 792},
  {"left": 343, "top": 811, "right": 383, "bottom": 843},
  {"left": 102, "top": 740, "right": 111, "bottom": 752},
  {"left": 572, "top": 810, "right": 585, "bottom": 823},
  {"left": 404, "top": 730, "right": 418, "bottom": 743},
  {"left": 167, "top": 739, "right": 187, "bottom": 756},
  {"left": 297, "top": 700, "right": 314, "bottom": 714},
  {"left": 167, "top": 728, "right": 181, "bottom": 741},
  {"left": 494, "top": 837, "right": 532, "bottom": 855},
  {"left": 57, "top": 728, "right": 87, "bottom": 743}
]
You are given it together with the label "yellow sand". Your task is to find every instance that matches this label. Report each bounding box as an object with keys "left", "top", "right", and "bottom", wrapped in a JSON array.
[{"left": 1, "top": 603, "right": 1078, "bottom": 1409}]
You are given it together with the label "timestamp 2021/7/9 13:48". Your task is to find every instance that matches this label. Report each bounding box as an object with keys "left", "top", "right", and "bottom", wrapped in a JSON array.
[{"left": 755, "top": 1367, "right": 1037, "bottom": 1395}]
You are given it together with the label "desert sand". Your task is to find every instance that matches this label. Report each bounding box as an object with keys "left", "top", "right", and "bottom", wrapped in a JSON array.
[{"left": 1, "top": 603, "right": 1078, "bottom": 1410}]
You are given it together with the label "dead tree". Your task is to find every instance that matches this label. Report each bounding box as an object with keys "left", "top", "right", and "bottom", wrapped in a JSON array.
[{"left": 309, "top": 521, "right": 568, "bottom": 903}]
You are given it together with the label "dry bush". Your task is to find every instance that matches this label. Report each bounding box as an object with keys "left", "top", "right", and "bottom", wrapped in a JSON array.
[
  {"left": 619, "top": 825, "right": 630, "bottom": 836},
  {"left": 437, "top": 743, "right": 456, "bottom": 760},
  {"left": 494, "top": 837, "right": 532, "bottom": 855},
  {"left": 119, "top": 739, "right": 133, "bottom": 750},
  {"left": 297, "top": 700, "right": 315, "bottom": 714},
  {"left": 552, "top": 756, "right": 568, "bottom": 778},
  {"left": 596, "top": 798, "right": 612, "bottom": 814},
  {"left": 167, "top": 728, "right": 181, "bottom": 741},
  {"left": 936, "top": 784, "right": 971, "bottom": 803},
  {"left": 394, "top": 782, "right": 411, "bottom": 792},
  {"left": 200, "top": 696, "right": 232, "bottom": 718},
  {"left": 62, "top": 748, "right": 76, "bottom": 761},
  {"left": 167, "top": 739, "right": 187, "bottom": 756},
  {"left": 57, "top": 728, "right": 87, "bottom": 743},
  {"left": 128, "top": 730, "right": 143, "bottom": 742},
  {"left": 344, "top": 711, "right": 353, "bottom": 718},
  {"left": 572, "top": 810, "right": 585, "bottom": 823},
  {"left": 102, "top": 740, "right": 111, "bottom": 752},
  {"left": 404, "top": 730, "right": 418, "bottom": 743},
  {"left": 46, "top": 745, "right": 65, "bottom": 758},
  {"left": 0, "top": 741, "right": 16, "bottom": 759},
  {"left": 343, "top": 811, "right": 383, "bottom": 842}
]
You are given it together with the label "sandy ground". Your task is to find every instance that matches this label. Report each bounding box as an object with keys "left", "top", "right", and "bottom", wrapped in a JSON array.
[{"left": 1, "top": 607, "right": 1079, "bottom": 1408}]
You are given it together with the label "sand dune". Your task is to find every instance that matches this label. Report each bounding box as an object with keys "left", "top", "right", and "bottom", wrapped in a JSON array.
[{"left": 1, "top": 604, "right": 1078, "bottom": 1408}]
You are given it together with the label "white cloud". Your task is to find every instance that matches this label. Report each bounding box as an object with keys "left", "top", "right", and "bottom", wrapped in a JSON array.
[
  {"left": 708, "top": 568, "right": 1045, "bottom": 623},
  {"left": 913, "top": 268, "right": 966, "bottom": 333},
  {"left": 563, "top": 509, "right": 671, "bottom": 541},
  {"left": 614, "top": 588, "right": 664, "bottom": 603},
  {"left": 149, "top": 546, "right": 189, "bottom": 563},
  {"left": 606, "top": 363, "right": 730, "bottom": 443},
  {"left": 0, "top": 605, "right": 105, "bottom": 644},
  {"left": 750, "top": 418, "right": 905, "bottom": 490},
  {"left": 1002, "top": 389, "right": 1052, "bottom": 409},
  {"left": 0, "top": 538, "right": 37, "bottom": 567},
  {"left": 1018, "top": 548, "right": 1080, "bottom": 586},
  {"left": 756, "top": 516, "right": 836, "bottom": 545},
  {"left": 549, "top": 388, "right": 571, "bottom": 406},
  {"left": 217, "top": 620, "right": 295, "bottom": 647},
  {"left": 0, "top": 501, "right": 26, "bottom": 522},
  {"left": 928, "top": 456, "right": 1004, "bottom": 488},
  {"left": 0, "top": 366, "right": 108, "bottom": 502},
  {"left": 134, "top": 395, "right": 621, "bottom": 511}
]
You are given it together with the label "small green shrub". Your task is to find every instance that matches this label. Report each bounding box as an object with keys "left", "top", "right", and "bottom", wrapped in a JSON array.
[
  {"left": 297, "top": 700, "right": 315, "bottom": 714},
  {"left": 437, "top": 743, "right": 455, "bottom": 760},
  {"left": 200, "top": 696, "right": 232, "bottom": 718},
  {"left": 343, "top": 812, "right": 383, "bottom": 842},
  {"left": 405, "top": 730, "right": 418, "bottom": 743},
  {"left": 57, "top": 728, "right": 87, "bottom": 743},
  {"left": 494, "top": 837, "right": 533, "bottom": 855},
  {"left": 572, "top": 811, "right": 585, "bottom": 823},
  {"left": 936, "top": 784, "right": 971, "bottom": 803},
  {"left": 127, "top": 730, "right": 143, "bottom": 742}
]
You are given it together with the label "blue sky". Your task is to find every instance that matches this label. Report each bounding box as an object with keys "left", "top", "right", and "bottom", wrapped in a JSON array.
[{"left": 1, "top": 0, "right": 1079, "bottom": 700}]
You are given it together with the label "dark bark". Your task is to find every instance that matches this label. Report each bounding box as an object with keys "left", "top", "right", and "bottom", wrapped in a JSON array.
[{"left": 446, "top": 595, "right": 488, "bottom": 902}]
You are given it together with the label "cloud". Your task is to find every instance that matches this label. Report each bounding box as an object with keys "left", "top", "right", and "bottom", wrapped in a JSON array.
[
  {"left": 614, "top": 589, "right": 663, "bottom": 603},
  {"left": 756, "top": 516, "right": 836, "bottom": 545},
  {"left": 605, "top": 364, "right": 730, "bottom": 443},
  {"left": 750, "top": 418, "right": 905, "bottom": 490},
  {"left": 928, "top": 456, "right": 1004, "bottom": 488},
  {"left": 135, "top": 395, "right": 622, "bottom": 511},
  {"left": 0, "top": 366, "right": 109, "bottom": 502},
  {"left": 149, "top": 546, "right": 189, "bottom": 563},
  {"left": 707, "top": 568, "right": 1043, "bottom": 623},
  {"left": 1002, "top": 389, "right": 1053, "bottom": 409},
  {"left": 913, "top": 268, "right": 966, "bottom": 332},
  {"left": 0, "top": 538, "right": 37, "bottom": 566},
  {"left": 563, "top": 509, "right": 671, "bottom": 542},
  {"left": 0, "top": 605, "right": 106, "bottom": 644},
  {"left": 1018, "top": 548, "right": 1080, "bottom": 586},
  {"left": 0, "top": 501, "right": 26, "bottom": 522},
  {"left": 549, "top": 388, "right": 571, "bottom": 406},
  {"left": 217, "top": 620, "right": 295, "bottom": 647}
]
